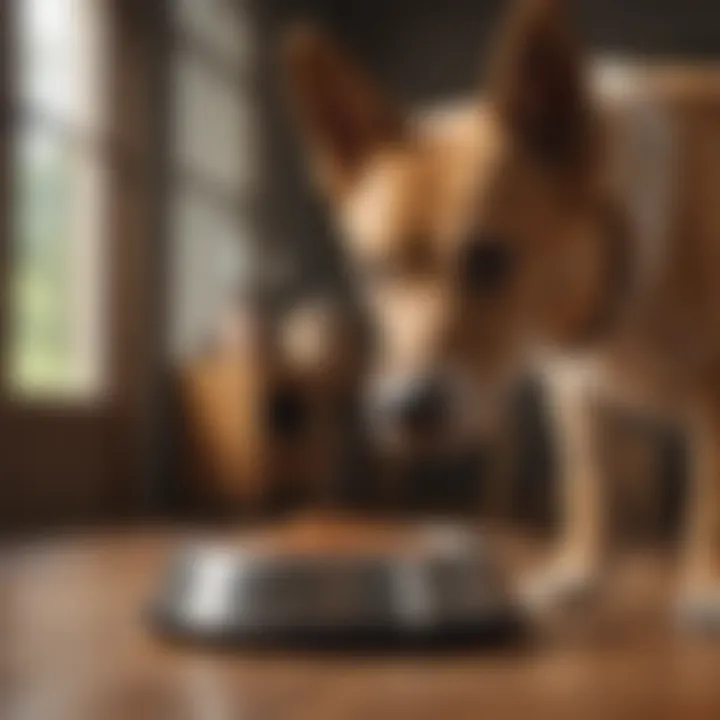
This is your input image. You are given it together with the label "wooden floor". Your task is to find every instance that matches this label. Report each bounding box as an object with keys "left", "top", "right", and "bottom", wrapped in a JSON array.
[{"left": 2, "top": 526, "right": 720, "bottom": 720}]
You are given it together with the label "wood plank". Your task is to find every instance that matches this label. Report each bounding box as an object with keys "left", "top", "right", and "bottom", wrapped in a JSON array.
[{"left": 3, "top": 528, "right": 720, "bottom": 719}]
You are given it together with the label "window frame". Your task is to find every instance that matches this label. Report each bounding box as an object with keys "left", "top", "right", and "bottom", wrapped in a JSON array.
[
  {"left": 0, "top": 0, "right": 172, "bottom": 412},
  {"left": 0, "top": 0, "right": 174, "bottom": 527},
  {"left": 2, "top": 0, "right": 113, "bottom": 405}
]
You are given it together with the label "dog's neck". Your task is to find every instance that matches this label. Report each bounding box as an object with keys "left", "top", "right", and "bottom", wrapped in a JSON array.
[{"left": 569, "top": 201, "right": 633, "bottom": 348}]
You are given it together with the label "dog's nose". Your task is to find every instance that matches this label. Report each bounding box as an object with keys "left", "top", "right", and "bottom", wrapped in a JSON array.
[{"left": 383, "top": 376, "right": 448, "bottom": 434}]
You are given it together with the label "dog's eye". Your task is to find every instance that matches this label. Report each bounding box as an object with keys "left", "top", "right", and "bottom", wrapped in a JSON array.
[{"left": 460, "top": 234, "right": 516, "bottom": 295}]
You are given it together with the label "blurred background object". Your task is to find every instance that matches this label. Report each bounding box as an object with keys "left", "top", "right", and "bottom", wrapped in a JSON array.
[{"left": 176, "top": 293, "right": 363, "bottom": 516}]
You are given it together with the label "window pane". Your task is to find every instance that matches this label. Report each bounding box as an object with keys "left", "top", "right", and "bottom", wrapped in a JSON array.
[
  {"left": 171, "top": 188, "right": 252, "bottom": 358},
  {"left": 8, "top": 0, "right": 108, "bottom": 399},
  {"left": 173, "top": 52, "right": 254, "bottom": 193},
  {"left": 9, "top": 126, "right": 107, "bottom": 398},
  {"left": 176, "top": 0, "right": 254, "bottom": 69},
  {"left": 170, "top": 1, "right": 258, "bottom": 361},
  {"left": 17, "top": 0, "right": 107, "bottom": 132}
]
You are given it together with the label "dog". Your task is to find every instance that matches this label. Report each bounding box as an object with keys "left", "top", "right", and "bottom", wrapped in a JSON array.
[{"left": 282, "top": 0, "right": 720, "bottom": 627}]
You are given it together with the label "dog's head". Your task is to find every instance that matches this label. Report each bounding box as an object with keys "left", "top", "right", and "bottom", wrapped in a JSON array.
[{"left": 284, "top": 0, "right": 617, "bottom": 454}]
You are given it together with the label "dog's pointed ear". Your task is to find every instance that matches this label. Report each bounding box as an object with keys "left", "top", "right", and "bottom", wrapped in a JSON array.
[
  {"left": 283, "top": 26, "right": 405, "bottom": 198},
  {"left": 489, "top": 0, "right": 591, "bottom": 168}
]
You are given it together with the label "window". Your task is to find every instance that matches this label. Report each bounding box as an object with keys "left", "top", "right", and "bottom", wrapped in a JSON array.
[
  {"left": 170, "top": 0, "right": 257, "bottom": 358},
  {"left": 8, "top": 0, "right": 109, "bottom": 398}
]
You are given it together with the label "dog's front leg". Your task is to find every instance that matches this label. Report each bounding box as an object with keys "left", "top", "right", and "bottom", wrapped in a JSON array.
[
  {"left": 677, "top": 406, "right": 720, "bottom": 631},
  {"left": 523, "top": 363, "right": 606, "bottom": 610}
]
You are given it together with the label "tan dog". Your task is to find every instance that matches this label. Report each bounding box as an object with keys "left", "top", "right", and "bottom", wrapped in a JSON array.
[{"left": 283, "top": 0, "right": 720, "bottom": 627}]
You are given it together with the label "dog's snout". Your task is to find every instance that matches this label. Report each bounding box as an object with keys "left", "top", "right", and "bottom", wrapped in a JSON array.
[{"left": 382, "top": 376, "right": 448, "bottom": 434}]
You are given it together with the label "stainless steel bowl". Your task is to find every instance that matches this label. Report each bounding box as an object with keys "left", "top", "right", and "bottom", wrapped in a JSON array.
[{"left": 151, "top": 522, "right": 520, "bottom": 644}]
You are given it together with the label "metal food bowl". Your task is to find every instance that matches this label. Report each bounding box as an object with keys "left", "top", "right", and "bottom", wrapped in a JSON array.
[{"left": 151, "top": 517, "right": 522, "bottom": 646}]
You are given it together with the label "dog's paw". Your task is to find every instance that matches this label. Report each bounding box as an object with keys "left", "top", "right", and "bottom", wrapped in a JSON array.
[
  {"left": 676, "top": 589, "right": 720, "bottom": 634},
  {"left": 519, "top": 556, "right": 600, "bottom": 615}
]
